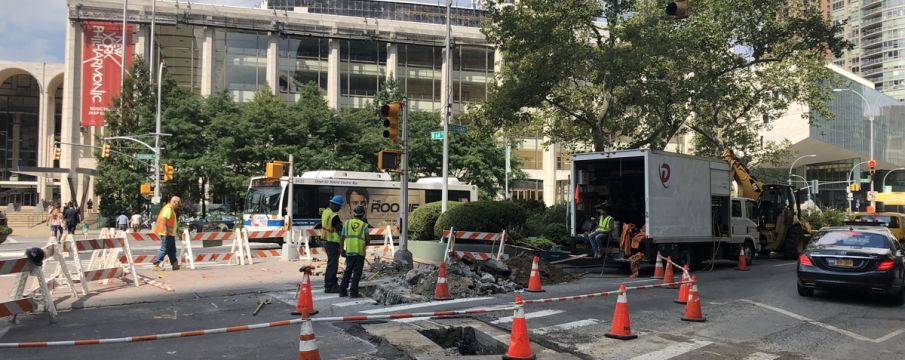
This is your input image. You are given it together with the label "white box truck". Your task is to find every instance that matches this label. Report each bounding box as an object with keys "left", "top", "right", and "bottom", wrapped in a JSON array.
[{"left": 570, "top": 149, "right": 759, "bottom": 268}]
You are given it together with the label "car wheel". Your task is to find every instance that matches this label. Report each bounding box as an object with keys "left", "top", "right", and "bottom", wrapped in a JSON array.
[
  {"left": 783, "top": 227, "right": 804, "bottom": 260},
  {"left": 891, "top": 286, "right": 905, "bottom": 306},
  {"left": 797, "top": 282, "right": 814, "bottom": 297}
]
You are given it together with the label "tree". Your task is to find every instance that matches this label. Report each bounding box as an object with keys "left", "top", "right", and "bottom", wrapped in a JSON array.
[{"left": 477, "top": 0, "right": 850, "bottom": 156}]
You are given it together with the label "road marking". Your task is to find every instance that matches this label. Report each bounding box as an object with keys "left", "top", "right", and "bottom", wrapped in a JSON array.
[
  {"left": 742, "top": 299, "right": 905, "bottom": 343},
  {"left": 360, "top": 297, "right": 494, "bottom": 314},
  {"left": 333, "top": 299, "right": 376, "bottom": 307},
  {"left": 531, "top": 319, "right": 600, "bottom": 335},
  {"left": 491, "top": 309, "right": 564, "bottom": 324},
  {"left": 628, "top": 339, "right": 712, "bottom": 360},
  {"left": 742, "top": 352, "right": 780, "bottom": 360},
  {"left": 773, "top": 262, "right": 797, "bottom": 267}
]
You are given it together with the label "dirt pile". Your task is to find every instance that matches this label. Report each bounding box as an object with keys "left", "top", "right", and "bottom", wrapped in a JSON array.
[
  {"left": 505, "top": 253, "right": 578, "bottom": 285},
  {"left": 405, "top": 259, "right": 519, "bottom": 298}
]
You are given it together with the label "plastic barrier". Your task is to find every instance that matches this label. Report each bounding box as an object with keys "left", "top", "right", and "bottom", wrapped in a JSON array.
[
  {"left": 441, "top": 227, "right": 508, "bottom": 262},
  {"left": 1, "top": 249, "right": 58, "bottom": 323},
  {"left": 181, "top": 229, "right": 252, "bottom": 269},
  {"left": 63, "top": 234, "right": 139, "bottom": 294},
  {"left": 31, "top": 242, "right": 79, "bottom": 297}
]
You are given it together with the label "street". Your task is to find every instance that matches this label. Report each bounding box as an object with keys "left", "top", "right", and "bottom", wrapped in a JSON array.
[{"left": 2, "top": 255, "right": 903, "bottom": 359}]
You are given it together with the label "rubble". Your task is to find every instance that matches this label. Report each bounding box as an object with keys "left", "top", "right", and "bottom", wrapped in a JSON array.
[{"left": 505, "top": 253, "right": 578, "bottom": 286}]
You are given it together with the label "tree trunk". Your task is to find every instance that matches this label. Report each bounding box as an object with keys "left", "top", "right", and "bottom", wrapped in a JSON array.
[{"left": 591, "top": 126, "right": 606, "bottom": 152}]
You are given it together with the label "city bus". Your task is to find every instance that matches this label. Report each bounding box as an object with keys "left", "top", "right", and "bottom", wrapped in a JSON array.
[{"left": 243, "top": 170, "right": 477, "bottom": 239}]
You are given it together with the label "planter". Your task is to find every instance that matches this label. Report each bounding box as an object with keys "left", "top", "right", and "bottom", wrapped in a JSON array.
[
  {"left": 408, "top": 240, "right": 512, "bottom": 265},
  {"left": 0, "top": 234, "right": 7, "bottom": 245}
]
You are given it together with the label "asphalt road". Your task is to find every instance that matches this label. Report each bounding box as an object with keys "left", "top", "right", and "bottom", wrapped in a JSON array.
[{"left": 2, "top": 255, "right": 903, "bottom": 359}]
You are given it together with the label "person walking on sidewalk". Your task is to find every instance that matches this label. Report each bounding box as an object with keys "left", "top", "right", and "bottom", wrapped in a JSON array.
[
  {"left": 63, "top": 202, "right": 81, "bottom": 235},
  {"left": 48, "top": 206, "right": 63, "bottom": 242},
  {"left": 116, "top": 212, "right": 129, "bottom": 231},
  {"left": 339, "top": 205, "right": 370, "bottom": 298},
  {"left": 151, "top": 196, "right": 181, "bottom": 271},
  {"left": 321, "top": 195, "right": 344, "bottom": 293}
]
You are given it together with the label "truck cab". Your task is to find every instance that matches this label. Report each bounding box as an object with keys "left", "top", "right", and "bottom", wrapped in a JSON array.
[{"left": 731, "top": 197, "right": 761, "bottom": 261}]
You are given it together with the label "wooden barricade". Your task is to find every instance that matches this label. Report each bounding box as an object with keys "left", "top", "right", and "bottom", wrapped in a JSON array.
[
  {"left": 1, "top": 249, "right": 59, "bottom": 323},
  {"left": 441, "top": 228, "right": 509, "bottom": 262},
  {"left": 63, "top": 233, "right": 140, "bottom": 294}
]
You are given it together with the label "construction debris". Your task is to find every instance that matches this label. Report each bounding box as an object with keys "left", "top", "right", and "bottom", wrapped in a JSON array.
[{"left": 505, "top": 253, "right": 578, "bottom": 286}]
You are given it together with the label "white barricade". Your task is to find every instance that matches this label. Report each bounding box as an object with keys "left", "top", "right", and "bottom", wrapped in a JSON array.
[
  {"left": 63, "top": 234, "right": 139, "bottom": 294},
  {"left": 441, "top": 228, "right": 509, "bottom": 262},
  {"left": 181, "top": 229, "right": 252, "bottom": 269},
  {"left": 1, "top": 250, "right": 58, "bottom": 323},
  {"left": 367, "top": 225, "right": 398, "bottom": 259},
  {"left": 32, "top": 242, "right": 80, "bottom": 297}
]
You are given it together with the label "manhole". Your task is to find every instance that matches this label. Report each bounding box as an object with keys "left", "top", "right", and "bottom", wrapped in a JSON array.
[{"left": 418, "top": 327, "right": 508, "bottom": 356}]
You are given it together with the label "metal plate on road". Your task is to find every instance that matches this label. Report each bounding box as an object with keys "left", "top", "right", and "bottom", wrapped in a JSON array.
[
  {"left": 135, "top": 154, "right": 156, "bottom": 160},
  {"left": 431, "top": 131, "right": 444, "bottom": 140}
]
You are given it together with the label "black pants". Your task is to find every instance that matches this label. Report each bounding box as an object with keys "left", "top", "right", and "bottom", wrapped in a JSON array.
[
  {"left": 324, "top": 241, "right": 341, "bottom": 288},
  {"left": 340, "top": 255, "right": 365, "bottom": 295}
]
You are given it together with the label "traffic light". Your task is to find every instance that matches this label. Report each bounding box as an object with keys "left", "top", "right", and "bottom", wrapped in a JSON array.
[
  {"left": 53, "top": 146, "right": 61, "bottom": 161},
  {"left": 266, "top": 162, "right": 285, "bottom": 179},
  {"left": 377, "top": 149, "right": 403, "bottom": 170},
  {"left": 666, "top": 0, "right": 689, "bottom": 18},
  {"left": 869, "top": 159, "right": 876, "bottom": 176},
  {"left": 380, "top": 101, "right": 402, "bottom": 144},
  {"left": 101, "top": 143, "right": 111, "bottom": 158},
  {"left": 850, "top": 183, "right": 861, "bottom": 192},
  {"left": 162, "top": 164, "right": 174, "bottom": 183},
  {"left": 140, "top": 183, "right": 153, "bottom": 196}
]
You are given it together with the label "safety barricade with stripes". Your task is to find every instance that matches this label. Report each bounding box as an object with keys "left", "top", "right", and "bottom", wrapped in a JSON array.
[
  {"left": 63, "top": 233, "right": 140, "bottom": 294},
  {"left": 181, "top": 229, "right": 253, "bottom": 269},
  {"left": 1, "top": 247, "right": 60, "bottom": 323},
  {"left": 441, "top": 227, "right": 509, "bottom": 262},
  {"left": 31, "top": 242, "right": 80, "bottom": 297},
  {"left": 295, "top": 226, "right": 398, "bottom": 261}
]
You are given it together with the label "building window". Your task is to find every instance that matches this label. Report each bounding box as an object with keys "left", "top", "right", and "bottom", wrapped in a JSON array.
[
  {"left": 400, "top": 44, "right": 442, "bottom": 111},
  {"left": 339, "top": 40, "right": 387, "bottom": 108},
  {"left": 213, "top": 30, "right": 268, "bottom": 102},
  {"left": 278, "top": 36, "right": 328, "bottom": 103}
]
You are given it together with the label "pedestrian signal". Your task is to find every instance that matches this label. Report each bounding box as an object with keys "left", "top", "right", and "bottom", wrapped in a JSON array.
[{"left": 380, "top": 102, "right": 402, "bottom": 144}]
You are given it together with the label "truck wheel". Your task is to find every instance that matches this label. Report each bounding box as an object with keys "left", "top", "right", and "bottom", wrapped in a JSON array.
[
  {"left": 744, "top": 241, "right": 755, "bottom": 266},
  {"left": 783, "top": 227, "right": 804, "bottom": 260}
]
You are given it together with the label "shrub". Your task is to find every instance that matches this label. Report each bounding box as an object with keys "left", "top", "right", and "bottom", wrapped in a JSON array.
[
  {"left": 525, "top": 236, "right": 555, "bottom": 249},
  {"left": 543, "top": 203, "right": 568, "bottom": 225},
  {"left": 803, "top": 208, "right": 848, "bottom": 230},
  {"left": 433, "top": 201, "right": 528, "bottom": 238},
  {"left": 409, "top": 201, "right": 462, "bottom": 240},
  {"left": 510, "top": 199, "right": 546, "bottom": 216},
  {"left": 0, "top": 226, "right": 11, "bottom": 236},
  {"left": 542, "top": 223, "right": 570, "bottom": 245}
]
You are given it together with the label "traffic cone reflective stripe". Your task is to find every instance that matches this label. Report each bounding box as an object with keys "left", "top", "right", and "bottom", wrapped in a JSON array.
[
  {"left": 674, "top": 265, "right": 690, "bottom": 304},
  {"left": 298, "top": 318, "right": 321, "bottom": 360},
  {"left": 662, "top": 256, "right": 677, "bottom": 288},
  {"left": 736, "top": 247, "right": 750, "bottom": 271},
  {"left": 681, "top": 275, "right": 706, "bottom": 322},
  {"left": 292, "top": 272, "right": 318, "bottom": 316},
  {"left": 503, "top": 293, "right": 535, "bottom": 360},
  {"left": 605, "top": 284, "right": 638, "bottom": 340},
  {"left": 525, "top": 256, "right": 545, "bottom": 292},
  {"left": 652, "top": 252, "right": 664, "bottom": 279},
  {"left": 434, "top": 260, "right": 454, "bottom": 301}
]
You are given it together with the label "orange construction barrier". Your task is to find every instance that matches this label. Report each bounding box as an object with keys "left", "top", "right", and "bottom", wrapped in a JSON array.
[
  {"left": 605, "top": 283, "right": 637, "bottom": 340},
  {"left": 652, "top": 252, "right": 664, "bottom": 279},
  {"left": 292, "top": 269, "right": 318, "bottom": 316},
  {"left": 433, "top": 260, "right": 454, "bottom": 301},
  {"left": 297, "top": 317, "right": 321, "bottom": 360},
  {"left": 525, "top": 256, "right": 545, "bottom": 292},
  {"left": 674, "top": 265, "right": 690, "bottom": 304},
  {"left": 681, "top": 275, "right": 706, "bottom": 322},
  {"left": 502, "top": 293, "right": 535, "bottom": 360},
  {"left": 735, "top": 247, "right": 750, "bottom": 271},
  {"left": 662, "top": 256, "right": 677, "bottom": 288}
]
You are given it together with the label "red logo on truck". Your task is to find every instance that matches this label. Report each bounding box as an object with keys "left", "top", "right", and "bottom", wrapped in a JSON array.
[{"left": 659, "top": 162, "right": 671, "bottom": 188}]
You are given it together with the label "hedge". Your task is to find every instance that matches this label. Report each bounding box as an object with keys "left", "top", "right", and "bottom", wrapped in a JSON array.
[
  {"left": 433, "top": 201, "right": 528, "bottom": 238},
  {"left": 409, "top": 201, "right": 462, "bottom": 240}
]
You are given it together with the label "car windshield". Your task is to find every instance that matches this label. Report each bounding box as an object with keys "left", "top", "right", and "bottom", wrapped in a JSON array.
[
  {"left": 814, "top": 231, "right": 889, "bottom": 249},
  {"left": 245, "top": 187, "right": 282, "bottom": 215}
]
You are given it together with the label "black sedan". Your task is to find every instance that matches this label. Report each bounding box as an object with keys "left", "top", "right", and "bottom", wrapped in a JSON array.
[{"left": 798, "top": 226, "right": 905, "bottom": 304}]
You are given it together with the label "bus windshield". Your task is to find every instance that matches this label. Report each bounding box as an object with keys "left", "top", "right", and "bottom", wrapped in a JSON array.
[{"left": 245, "top": 186, "right": 282, "bottom": 215}]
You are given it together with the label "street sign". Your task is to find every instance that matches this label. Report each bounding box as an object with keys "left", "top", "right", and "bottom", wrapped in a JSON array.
[
  {"left": 449, "top": 124, "right": 468, "bottom": 134},
  {"left": 431, "top": 131, "right": 444, "bottom": 140},
  {"left": 135, "top": 153, "right": 156, "bottom": 161},
  {"left": 868, "top": 191, "right": 879, "bottom": 202}
]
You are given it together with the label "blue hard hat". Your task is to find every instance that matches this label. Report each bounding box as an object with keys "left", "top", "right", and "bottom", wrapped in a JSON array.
[{"left": 329, "top": 195, "right": 344, "bottom": 206}]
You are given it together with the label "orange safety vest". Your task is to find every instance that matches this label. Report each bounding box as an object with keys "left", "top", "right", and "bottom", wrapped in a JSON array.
[{"left": 154, "top": 204, "right": 177, "bottom": 236}]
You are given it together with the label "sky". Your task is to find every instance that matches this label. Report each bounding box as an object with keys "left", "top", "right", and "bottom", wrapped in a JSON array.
[{"left": 0, "top": 0, "right": 478, "bottom": 64}]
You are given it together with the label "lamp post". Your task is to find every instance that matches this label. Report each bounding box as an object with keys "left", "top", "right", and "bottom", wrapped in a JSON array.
[
  {"left": 882, "top": 168, "right": 905, "bottom": 192},
  {"left": 153, "top": 62, "right": 166, "bottom": 205},
  {"left": 833, "top": 88, "right": 877, "bottom": 209},
  {"left": 441, "top": 0, "right": 452, "bottom": 213},
  {"left": 788, "top": 154, "right": 816, "bottom": 186}
]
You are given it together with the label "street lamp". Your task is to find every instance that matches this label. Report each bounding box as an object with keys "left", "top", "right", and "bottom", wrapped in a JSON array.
[
  {"left": 788, "top": 154, "right": 816, "bottom": 186},
  {"left": 153, "top": 61, "right": 166, "bottom": 204},
  {"left": 882, "top": 168, "right": 905, "bottom": 192},
  {"left": 847, "top": 160, "right": 870, "bottom": 213},
  {"left": 833, "top": 88, "right": 877, "bottom": 208}
]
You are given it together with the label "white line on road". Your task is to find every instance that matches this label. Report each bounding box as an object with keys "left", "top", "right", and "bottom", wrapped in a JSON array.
[
  {"left": 742, "top": 299, "right": 905, "bottom": 343},
  {"left": 773, "top": 262, "right": 797, "bottom": 267},
  {"left": 628, "top": 339, "right": 713, "bottom": 360},
  {"left": 531, "top": 319, "right": 600, "bottom": 335},
  {"left": 360, "top": 297, "right": 494, "bottom": 314},
  {"left": 742, "top": 352, "right": 780, "bottom": 360},
  {"left": 333, "top": 299, "right": 376, "bottom": 307},
  {"left": 491, "top": 309, "right": 564, "bottom": 324}
]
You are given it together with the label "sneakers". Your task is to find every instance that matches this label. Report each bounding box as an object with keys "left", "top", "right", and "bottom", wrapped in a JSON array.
[
  {"left": 339, "top": 291, "right": 348, "bottom": 298},
  {"left": 151, "top": 264, "right": 164, "bottom": 271},
  {"left": 172, "top": 264, "right": 180, "bottom": 271}
]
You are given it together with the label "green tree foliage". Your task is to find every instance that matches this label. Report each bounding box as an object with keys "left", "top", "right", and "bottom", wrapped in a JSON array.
[{"left": 477, "top": 0, "right": 851, "bottom": 157}]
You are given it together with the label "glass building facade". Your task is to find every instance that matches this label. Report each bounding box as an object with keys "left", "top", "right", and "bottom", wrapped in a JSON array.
[
  {"left": 267, "top": 0, "right": 490, "bottom": 27},
  {"left": 278, "top": 36, "right": 329, "bottom": 102},
  {"left": 213, "top": 30, "right": 269, "bottom": 102},
  {"left": 0, "top": 74, "right": 40, "bottom": 206}
]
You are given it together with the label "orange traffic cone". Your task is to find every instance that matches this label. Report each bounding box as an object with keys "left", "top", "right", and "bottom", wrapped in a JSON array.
[
  {"left": 652, "top": 252, "right": 664, "bottom": 279},
  {"left": 525, "top": 256, "right": 545, "bottom": 293},
  {"left": 292, "top": 271, "right": 318, "bottom": 316},
  {"left": 662, "top": 257, "right": 677, "bottom": 288},
  {"left": 605, "top": 284, "right": 637, "bottom": 340},
  {"left": 297, "top": 318, "right": 321, "bottom": 360},
  {"left": 681, "top": 275, "right": 706, "bottom": 322},
  {"left": 433, "top": 260, "right": 454, "bottom": 301},
  {"left": 503, "top": 293, "right": 535, "bottom": 360},
  {"left": 674, "top": 265, "right": 690, "bottom": 304},
  {"left": 735, "top": 247, "right": 750, "bottom": 271}
]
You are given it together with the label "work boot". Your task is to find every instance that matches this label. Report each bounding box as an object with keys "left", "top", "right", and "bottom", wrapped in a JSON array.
[
  {"left": 151, "top": 264, "right": 164, "bottom": 271},
  {"left": 339, "top": 290, "right": 348, "bottom": 297},
  {"left": 350, "top": 293, "right": 363, "bottom": 299},
  {"left": 324, "top": 286, "right": 340, "bottom": 294},
  {"left": 172, "top": 264, "right": 180, "bottom": 271}
]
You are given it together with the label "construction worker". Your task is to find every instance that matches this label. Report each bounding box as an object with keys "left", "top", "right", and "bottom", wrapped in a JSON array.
[
  {"left": 588, "top": 208, "right": 614, "bottom": 258},
  {"left": 339, "top": 205, "right": 370, "bottom": 298},
  {"left": 151, "top": 196, "right": 181, "bottom": 271},
  {"left": 322, "top": 195, "right": 344, "bottom": 293}
]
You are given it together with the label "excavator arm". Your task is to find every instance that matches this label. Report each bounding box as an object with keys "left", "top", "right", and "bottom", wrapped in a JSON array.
[{"left": 721, "top": 149, "right": 765, "bottom": 202}]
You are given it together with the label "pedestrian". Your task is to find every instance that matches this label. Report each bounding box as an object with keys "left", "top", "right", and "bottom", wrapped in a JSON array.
[
  {"left": 151, "top": 196, "right": 181, "bottom": 271},
  {"left": 339, "top": 205, "right": 369, "bottom": 298},
  {"left": 116, "top": 212, "right": 129, "bottom": 232},
  {"left": 63, "top": 202, "right": 81, "bottom": 235},
  {"left": 87, "top": 199, "right": 93, "bottom": 211},
  {"left": 130, "top": 212, "right": 142, "bottom": 232},
  {"left": 321, "top": 195, "right": 344, "bottom": 293},
  {"left": 48, "top": 206, "right": 63, "bottom": 242}
]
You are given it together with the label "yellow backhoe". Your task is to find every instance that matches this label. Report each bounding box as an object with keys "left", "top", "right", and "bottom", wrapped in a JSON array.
[{"left": 722, "top": 150, "right": 813, "bottom": 259}]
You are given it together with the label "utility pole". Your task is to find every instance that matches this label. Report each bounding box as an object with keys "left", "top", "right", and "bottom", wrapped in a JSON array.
[
  {"left": 149, "top": 0, "right": 156, "bottom": 79},
  {"left": 441, "top": 0, "right": 451, "bottom": 213},
  {"left": 121, "top": 0, "right": 128, "bottom": 95},
  {"left": 153, "top": 62, "right": 165, "bottom": 205},
  {"left": 394, "top": 98, "right": 413, "bottom": 269},
  {"left": 286, "top": 154, "right": 298, "bottom": 260}
]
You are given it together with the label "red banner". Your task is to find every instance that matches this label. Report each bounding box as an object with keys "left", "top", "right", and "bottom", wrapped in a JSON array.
[{"left": 81, "top": 21, "right": 133, "bottom": 127}]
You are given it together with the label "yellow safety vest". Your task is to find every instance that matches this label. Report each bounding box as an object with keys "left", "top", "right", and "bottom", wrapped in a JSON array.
[
  {"left": 321, "top": 208, "right": 340, "bottom": 243},
  {"left": 343, "top": 218, "right": 367, "bottom": 255},
  {"left": 597, "top": 215, "right": 613, "bottom": 232}
]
